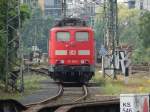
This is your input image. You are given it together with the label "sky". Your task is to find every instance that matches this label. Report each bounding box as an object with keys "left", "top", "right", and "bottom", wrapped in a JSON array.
[
  {"left": 117, "top": 0, "right": 124, "bottom": 2},
  {"left": 117, "top": 0, "right": 128, "bottom": 3},
  {"left": 83, "top": 0, "right": 128, "bottom": 3}
]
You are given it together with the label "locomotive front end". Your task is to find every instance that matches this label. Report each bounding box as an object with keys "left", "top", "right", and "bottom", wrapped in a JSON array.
[{"left": 48, "top": 18, "right": 95, "bottom": 82}]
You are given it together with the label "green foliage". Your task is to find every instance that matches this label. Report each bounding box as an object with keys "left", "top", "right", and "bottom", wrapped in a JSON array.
[
  {"left": 94, "top": 6, "right": 105, "bottom": 47},
  {"left": 0, "top": 74, "right": 48, "bottom": 99},
  {"left": 131, "top": 11, "right": 150, "bottom": 64},
  {"left": 94, "top": 5, "right": 140, "bottom": 47},
  {"left": 0, "top": 0, "right": 7, "bottom": 79},
  {"left": 117, "top": 5, "right": 150, "bottom": 63},
  {"left": 0, "top": 1, "right": 31, "bottom": 80},
  {"left": 94, "top": 20, "right": 104, "bottom": 47},
  {"left": 24, "top": 74, "right": 48, "bottom": 90},
  {"left": 0, "top": 30, "right": 6, "bottom": 79},
  {"left": 139, "top": 11, "right": 150, "bottom": 49},
  {"left": 22, "top": 8, "right": 54, "bottom": 53},
  {"left": 118, "top": 5, "right": 140, "bottom": 45},
  {"left": 0, "top": 0, "right": 7, "bottom": 30},
  {"left": 132, "top": 47, "right": 150, "bottom": 64},
  {"left": 20, "top": 4, "right": 31, "bottom": 24},
  {"left": 93, "top": 71, "right": 150, "bottom": 95},
  {"left": 95, "top": 4, "right": 150, "bottom": 64}
]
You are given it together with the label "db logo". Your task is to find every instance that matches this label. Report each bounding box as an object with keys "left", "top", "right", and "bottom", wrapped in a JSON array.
[{"left": 69, "top": 50, "right": 76, "bottom": 55}]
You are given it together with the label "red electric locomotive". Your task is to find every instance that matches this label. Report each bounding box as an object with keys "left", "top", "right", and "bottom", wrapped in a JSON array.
[{"left": 48, "top": 18, "right": 95, "bottom": 82}]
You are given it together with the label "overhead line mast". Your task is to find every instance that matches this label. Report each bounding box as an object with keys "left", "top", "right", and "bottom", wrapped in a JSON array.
[
  {"left": 5, "top": 0, "right": 24, "bottom": 91},
  {"left": 62, "top": 0, "right": 67, "bottom": 18},
  {"left": 102, "top": 0, "right": 118, "bottom": 79}
]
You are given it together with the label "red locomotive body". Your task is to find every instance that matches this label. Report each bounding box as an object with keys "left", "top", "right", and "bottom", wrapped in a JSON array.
[{"left": 48, "top": 18, "right": 95, "bottom": 82}]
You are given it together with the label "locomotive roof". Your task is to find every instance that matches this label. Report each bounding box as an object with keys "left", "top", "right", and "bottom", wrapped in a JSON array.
[
  {"left": 51, "top": 26, "right": 93, "bottom": 31},
  {"left": 54, "top": 18, "right": 87, "bottom": 27}
]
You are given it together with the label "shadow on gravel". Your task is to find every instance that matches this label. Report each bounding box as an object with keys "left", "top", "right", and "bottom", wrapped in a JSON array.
[
  {"left": 0, "top": 99, "right": 27, "bottom": 112},
  {"left": 56, "top": 82, "right": 100, "bottom": 87},
  {"left": 59, "top": 82, "right": 85, "bottom": 87}
]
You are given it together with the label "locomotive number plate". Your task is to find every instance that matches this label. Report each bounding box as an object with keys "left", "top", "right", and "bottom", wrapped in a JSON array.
[
  {"left": 67, "top": 60, "right": 78, "bottom": 64},
  {"left": 69, "top": 50, "right": 76, "bottom": 55}
]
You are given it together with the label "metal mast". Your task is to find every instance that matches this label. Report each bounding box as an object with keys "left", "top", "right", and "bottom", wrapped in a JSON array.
[
  {"left": 6, "top": 0, "right": 24, "bottom": 91},
  {"left": 102, "top": 0, "right": 118, "bottom": 79},
  {"left": 62, "top": 0, "right": 67, "bottom": 18},
  {"left": 18, "top": 0, "right": 24, "bottom": 92}
]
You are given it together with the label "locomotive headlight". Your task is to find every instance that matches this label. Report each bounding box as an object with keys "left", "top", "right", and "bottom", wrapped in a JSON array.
[
  {"left": 81, "top": 60, "right": 85, "bottom": 64},
  {"left": 81, "top": 60, "right": 89, "bottom": 64},
  {"left": 60, "top": 60, "right": 64, "bottom": 64}
]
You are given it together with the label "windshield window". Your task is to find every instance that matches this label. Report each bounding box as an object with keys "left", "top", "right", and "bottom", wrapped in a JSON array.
[
  {"left": 75, "top": 32, "right": 89, "bottom": 41},
  {"left": 56, "top": 32, "right": 70, "bottom": 41}
]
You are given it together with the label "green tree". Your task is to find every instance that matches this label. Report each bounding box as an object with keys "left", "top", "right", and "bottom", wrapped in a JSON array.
[
  {"left": 94, "top": 6, "right": 105, "bottom": 48},
  {"left": 0, "top": 0, "right": 30, "bottom": 80},
  {"left": 94, "top": 4, "right": 150, "bottom": 64},
  {"left": 0, "top": 0, "right": 8, "bottom": 79},
  {"left": 135, "top": 11, "right": 150, "bottom": 63},
  {"left": 22, "top": 8, "right": 54, "bottom": 53},
  {"left": 118, "top": 5, "right": 140, "bottom": 46},
  {"left": 139, "top": 11, "right": 150, "bottom": 49}
]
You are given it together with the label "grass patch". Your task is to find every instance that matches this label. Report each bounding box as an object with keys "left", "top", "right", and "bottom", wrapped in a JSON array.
[
  {"left": 92, "top": 71, "right": 105, "bottom": 86},
  {"left": 24, "top": 73, "right": 48, "bottom": 91},
  {"left": 0, "top": 90, "right": 23, "bottom": 99},
  {"left": 104, "top": 82, "right": 123, "bottom": 95},
  {"left": 92, "top": 69, "right": 150, "bottom": 95},
  {"left": 0, "top": 73, "right": 48, "bottom": 100}
]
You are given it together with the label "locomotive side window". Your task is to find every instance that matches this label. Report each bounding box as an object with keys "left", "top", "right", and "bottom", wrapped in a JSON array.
[
  {"left": 75, "top": 32, "right": 89, "bottom": 41},
  {"left": 56, "top": 32, "right": 70, "bottom": 41}
]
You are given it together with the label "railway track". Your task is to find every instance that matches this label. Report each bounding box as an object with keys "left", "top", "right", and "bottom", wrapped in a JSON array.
[
  {"left": 53, "top": 84, "right": 88, "bottom": 105},
  {"left": 23, "top": 84, "right": 63, "bottom": 112},
  {"left": 23, "top": 84, "right": 89, "bottom": 112},
  {"left": 3, "top": 75, "right": 147, "bottom": 112},
  {"left": 29, "top": 67, "right": 49, "bottom": 75},
  {"left": 130, "top": 65, "right": 150, "bottom": 74},
  {"left": 0, "top": 66, "right": 119, "bottom": 112},
  {"left": 72, "top": 85, "right": 88, "bottom": 103},
  {"left": 25, "top": 84, "right": 63, "bottom": 107},
  {"left": 54, "top": 99, "right": 119, "bottom": 112}
]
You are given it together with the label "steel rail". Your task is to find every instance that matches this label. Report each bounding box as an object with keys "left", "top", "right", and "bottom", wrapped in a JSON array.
[
  {"left": 54, "top": 99, "right": 119, "bottom": 112},
  {"left": 72, "top": 85, "right": 88, "bottom": 102},
  {"left": 25, "top": 84, "right": 63, "bottom": 107}
]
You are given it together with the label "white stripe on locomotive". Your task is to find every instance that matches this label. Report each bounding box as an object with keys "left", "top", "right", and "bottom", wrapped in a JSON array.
[
  {"left": 78, "top": 50, "right": 90, "bottom": 55},
  {"left": 55, "top": 50, "right": 67, "bottom": 55}
]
